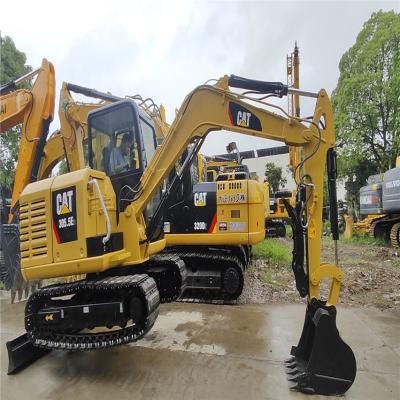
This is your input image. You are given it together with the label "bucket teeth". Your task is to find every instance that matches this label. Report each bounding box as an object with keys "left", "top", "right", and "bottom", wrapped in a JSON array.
[
  {"left": 285, "top": 366, "right": 300, "bottom": 375},
  {"left": 287, "top": 372, "right": 304, "bottom": 382},
  {"left": 284, "top": 359, "right": 297, "bottom": 368},
  {"left": 288, "top": 382, "right": 299, "bottom": 390}
]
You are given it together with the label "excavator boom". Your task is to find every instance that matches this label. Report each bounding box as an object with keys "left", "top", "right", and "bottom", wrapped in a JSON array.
[{"left": 0, "top": 59, "right": 55, "bottom": 219}]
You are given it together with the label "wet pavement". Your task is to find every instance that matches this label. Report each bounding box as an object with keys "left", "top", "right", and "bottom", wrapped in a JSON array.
[{"left": 1, "top": 296, "right": 399, "bottom": 400}]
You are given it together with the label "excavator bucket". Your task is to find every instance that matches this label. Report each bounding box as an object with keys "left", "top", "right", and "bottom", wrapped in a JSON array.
[
  {"left": 285, "top": 299, "right": 356, "bottom": 395},
  {"left": 0, "top": 223, "right": 38, "bottom": 302},
  {"left": 0, "top": 224, "right": 20, "bottom": 291}
]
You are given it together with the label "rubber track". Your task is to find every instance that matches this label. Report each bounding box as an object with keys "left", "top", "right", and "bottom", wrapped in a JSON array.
[{"left": 25, "top": 275, "right": 160, "bottom": 351}]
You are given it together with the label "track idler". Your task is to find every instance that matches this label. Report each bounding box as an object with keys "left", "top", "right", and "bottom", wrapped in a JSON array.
[{"left": 285, "top": 299, "right": 356, "bottom": 395}]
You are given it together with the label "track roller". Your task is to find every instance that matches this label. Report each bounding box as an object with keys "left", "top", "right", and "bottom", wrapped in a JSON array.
[{"left": 285, "top": 299, "right": 356, "bottom": 395}]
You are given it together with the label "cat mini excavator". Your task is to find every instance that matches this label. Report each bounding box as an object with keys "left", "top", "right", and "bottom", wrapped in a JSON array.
[
  {"left": 0, "top": 59, "right": 55, "bottom": 298},
  {"left": 7, "top": 74, "right": 356, "bottom": 395},
  {"left": 47, "top": 83, "right": 256, "bottom": 301}
]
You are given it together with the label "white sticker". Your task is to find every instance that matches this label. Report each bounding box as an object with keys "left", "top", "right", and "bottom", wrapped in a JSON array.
[
  {"left": 218, "top": 193, "right": 247, "bottom": 204},
  {"left": 163, "top": 222, "right": 171, "bottom": 233},
  {"left": 194, "top": 221, "right": 207, "bottom": 230},
  {"left": 229, "top": 222, "right": 246, "bottom": 232}
]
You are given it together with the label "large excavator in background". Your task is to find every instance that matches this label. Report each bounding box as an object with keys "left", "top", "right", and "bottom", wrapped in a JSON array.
[
  {"left": 0, "top": 59, "right": 55, "bottom": 299},
  {"left": 355, "top": 156, "right": 400, "bottom": 247},
  {"left": 7, "top": 73, "right": 356, "bottom": 395}
]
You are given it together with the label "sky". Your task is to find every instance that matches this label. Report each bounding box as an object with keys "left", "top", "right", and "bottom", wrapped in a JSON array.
[{"left": 1, "top": 0, "right": 398, "bottom": 155}]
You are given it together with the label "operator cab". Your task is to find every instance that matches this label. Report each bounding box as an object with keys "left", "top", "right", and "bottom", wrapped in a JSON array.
[{"left": 88, "top": 100, "right": 158, "bottom": 216}]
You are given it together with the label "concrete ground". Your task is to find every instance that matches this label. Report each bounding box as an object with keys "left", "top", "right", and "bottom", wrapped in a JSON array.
[{"left": 1, "top": 297, "right": 399, "bottom": 400}]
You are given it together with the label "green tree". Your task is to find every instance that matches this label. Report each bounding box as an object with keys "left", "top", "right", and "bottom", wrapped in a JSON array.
[
  {"left": 57, "top": 159, "right": 69, "bottom": 175},
  {"left": 0, "top": 35, "right": 32, "bottom": 192},
  {"left": 264, "top": 162, "right": 287, "bottom": 192},
  {"left": 332, "top": 10, "right": 400, "bottom": 209}
]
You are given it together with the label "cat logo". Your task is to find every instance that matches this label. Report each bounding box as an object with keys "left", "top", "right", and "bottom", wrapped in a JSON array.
[
  {"left": 194, "top": 192, "right": 207, "bottom": 207},
  {"left": 237, "top": 111, "right": 251, "bottom": 127},
  {"left": 0, "top": 103, "right": 6, "bottom": 115},
  {"left": 56, "top": 190, "right": 74, "bottom": 215},
  {"left": 45, "top": 314, "right": 54, "bottom": 321},
  {"left": 229, "top": 102, "right": 262, "bottom": 131}
]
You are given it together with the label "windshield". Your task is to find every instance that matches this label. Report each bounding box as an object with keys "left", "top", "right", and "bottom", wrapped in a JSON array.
[{"left": 89, "top": 104, "right": 139, "bottom": 175}]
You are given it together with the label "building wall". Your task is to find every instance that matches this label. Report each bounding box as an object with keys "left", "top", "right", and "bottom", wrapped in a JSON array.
[{"left": 233, "top": 150, "right": 346, "bottom": 201}]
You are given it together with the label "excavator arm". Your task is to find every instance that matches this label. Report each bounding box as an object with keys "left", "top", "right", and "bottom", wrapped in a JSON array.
[{"left": 0, "top": 59, "right": 55, "bottom": 221}]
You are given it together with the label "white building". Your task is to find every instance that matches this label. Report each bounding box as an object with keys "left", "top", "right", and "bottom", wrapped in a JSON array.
[{"left": 214, "top": 146, "right": 346, "bottom": 200}]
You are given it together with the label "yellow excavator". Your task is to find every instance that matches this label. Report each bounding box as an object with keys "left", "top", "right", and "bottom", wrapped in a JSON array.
[
  {"left": 6, "top": 73, "right": 356, "bottom": 395},
  {"left": 49, "top": 84, "right": 256, "bottom": 300},
  {"left": 0, "top": 59, "right": 55, "bottom": 299}
]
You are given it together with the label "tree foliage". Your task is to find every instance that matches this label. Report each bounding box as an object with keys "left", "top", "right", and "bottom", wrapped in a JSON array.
[
  {"left": 332, "top": 10, "right": 400, "bottom": 209},
  {"left": 264, "top": 162, "right": 287, "bottom": 192},
  {"left": 0, "top": 35, "right": 32, "bottom": 192}
]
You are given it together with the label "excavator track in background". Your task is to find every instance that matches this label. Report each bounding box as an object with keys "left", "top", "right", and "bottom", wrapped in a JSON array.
[
  {"left": 141, "top": 253, "right": 188, "bottom": 302},
  {"left": 390, "top": 222, "right": 400, "bottom": 248},
  {"left": 369, "top": 215, "right": 399, "bottom": 242},
  {"left": 96, "top": 253, "right": 188, "bottom": 303},
  {"left": 167, "top": 247, "right": 246, "bottom": 302}
]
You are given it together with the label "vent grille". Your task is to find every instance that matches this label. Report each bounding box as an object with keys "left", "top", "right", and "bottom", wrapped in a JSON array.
[
  {"left": 228, "top": 182, "right": 242, "bottom": 190},
  {"left": 217, "top": 182, "right": 243, "bottom": 190},
  {"left": 20, "top": 198, "right": 48, "bottom": 261}
]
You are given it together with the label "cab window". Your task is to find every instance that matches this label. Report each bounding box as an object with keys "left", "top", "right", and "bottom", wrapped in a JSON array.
[
  {"left": 89, "top": 104, "right": 139, "bottom": 176},
  {"left": 139, "top": 117, "right": 157, "bottom": 167}
]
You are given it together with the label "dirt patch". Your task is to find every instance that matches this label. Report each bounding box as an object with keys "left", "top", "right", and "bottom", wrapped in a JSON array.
[{"left": 240, "top": 237, "right": 400, "bottom": 310}]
